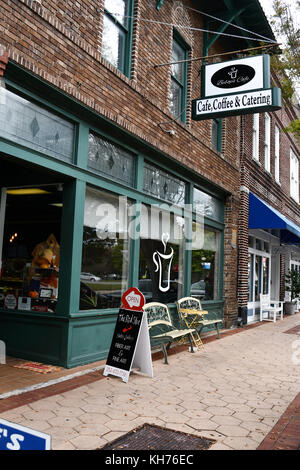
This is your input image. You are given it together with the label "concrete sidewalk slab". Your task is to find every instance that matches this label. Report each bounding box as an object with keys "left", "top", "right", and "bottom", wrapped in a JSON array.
[{"left": 0, "top": 314, "right": 300, "bottom": 450}]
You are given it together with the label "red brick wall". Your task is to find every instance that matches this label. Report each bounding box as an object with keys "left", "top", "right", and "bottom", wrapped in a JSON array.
[
  {"left": 237, "top": 94, "right": 300, "bottom": 309},
  {"left": 0, "top": 0, "right": 244, "bottom": 326}
]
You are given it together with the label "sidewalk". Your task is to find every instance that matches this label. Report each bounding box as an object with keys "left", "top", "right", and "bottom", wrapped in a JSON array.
[{"left": 0, "top": 314, "right": 300, "bottom": 450}]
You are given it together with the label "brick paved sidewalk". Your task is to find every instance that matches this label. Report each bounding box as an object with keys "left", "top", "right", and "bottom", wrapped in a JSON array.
[
  {"left": 257, "top": 391, "right": 300, "bottom": 450},
  {"left": 0, "top": 314, "right": 300, "bottom": 450}
]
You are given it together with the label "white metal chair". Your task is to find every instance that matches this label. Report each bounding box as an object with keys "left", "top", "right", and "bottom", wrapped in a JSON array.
[{"left": 260, "top": 294, "right": 283, "bottom": 322}]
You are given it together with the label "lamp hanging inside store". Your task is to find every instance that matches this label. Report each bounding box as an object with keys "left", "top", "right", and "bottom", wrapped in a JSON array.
[{"left": 192, "top": 54, "right": 281, "bottom": 120}]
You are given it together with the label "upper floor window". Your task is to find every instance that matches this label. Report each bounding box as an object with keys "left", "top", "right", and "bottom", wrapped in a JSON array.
[
  {"left": 252, "top": 113, "right": 259, "bottom": 161},
  {"left": 212, "top": 118, "right": 222, "bottom": 153},
  {"left": 275, "top": 125, "right": 280, "bottom": 183},
  {"left": 264, "top": 114, "right": 270, "bottom": 172},
  {"left": 290, "top": 149, "right": 299, "bottom": 203},
  {"left": 101, "top": 0, "right": 133, "bottom": 76},
  {"left": 170, "top": 32, "right": 188, "bottom": 123}
]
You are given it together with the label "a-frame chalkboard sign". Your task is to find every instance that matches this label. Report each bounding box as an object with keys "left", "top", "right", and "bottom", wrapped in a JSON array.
[{"left": 103, "top": 288, "right": 153, "bottom": 383}]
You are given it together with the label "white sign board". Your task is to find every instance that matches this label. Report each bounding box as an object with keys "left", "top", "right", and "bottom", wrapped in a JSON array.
[
  {"left": 204, "top": 55, "right": 266, "bottom": 97},
  {"left": 193, "top": 88, "right": 281, "bottom": 120}
]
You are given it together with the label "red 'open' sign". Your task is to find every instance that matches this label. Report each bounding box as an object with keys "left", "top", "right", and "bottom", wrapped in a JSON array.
[{"left": 121, "top": 287, "right": 145, "bottom": 311}]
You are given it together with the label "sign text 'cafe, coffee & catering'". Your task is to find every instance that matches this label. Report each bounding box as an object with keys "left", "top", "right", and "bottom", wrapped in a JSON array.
[{"left": 192, "top": 55, "right": 281, "bottom": 120}]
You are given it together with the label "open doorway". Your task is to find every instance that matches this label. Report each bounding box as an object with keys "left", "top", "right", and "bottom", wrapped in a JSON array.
[{"left": 0, "top": 154, "right": 68, "bottom": 313}]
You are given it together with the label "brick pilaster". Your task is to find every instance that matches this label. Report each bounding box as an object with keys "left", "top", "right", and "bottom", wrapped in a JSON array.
[{"left": 237, "top": 166, "right": 250, "bottom": 323}]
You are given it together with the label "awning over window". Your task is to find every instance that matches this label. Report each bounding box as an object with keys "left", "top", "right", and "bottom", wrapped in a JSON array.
[{"left": 249, "top": 192, "right": 300, "bottom": 245}]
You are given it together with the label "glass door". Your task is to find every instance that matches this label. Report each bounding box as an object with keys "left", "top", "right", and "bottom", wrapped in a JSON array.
[{"left": 248, "top": 238, "right": 271, "bottom": 322}]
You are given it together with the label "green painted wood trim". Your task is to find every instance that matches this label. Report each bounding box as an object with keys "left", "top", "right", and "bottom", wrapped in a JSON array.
[
  {"left": 263, "top": 54, "right": 271, "bottom": 89},
  {"left": 0, "top": 312, "right": 69, "bottom": 366},
  {"left": 0, "top": 134, "right": 229, "bottom": 217},
  {"left": 4, "top": 64, "right": 232, "bottom": 201},
  {"left": 76, "top": 122, "right": 89, "bottom": 169},
  {"left": 206, "top": 8, "right": 246, "bottom": 51},
  {"left": 126, "top": 0, "right": 135, "bottom": 79},
  {"left": 128, "top": 201, "right": 141, "bottom": 288},
  {"left": 67, "top": 313, "right": 118, "bottom": 367},
  {"left": 216, "top": 118, "right": 223, "bottom": 153},
  {"left": 56, "top": 179, "right": 86, "bottom": 316},
  {"left": 219, "top": 229, "right": 225, "bottom": 300},
  {"left": 184, "top": 183, "right": 193, "bottom": 296},
  {"left": 135, "top": 154, "right": 144, "bottom": 192}
]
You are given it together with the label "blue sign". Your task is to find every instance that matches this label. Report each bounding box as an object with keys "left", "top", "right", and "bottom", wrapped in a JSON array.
[{"left": 0, "top": 418, "right": 51, "bottom": 450}]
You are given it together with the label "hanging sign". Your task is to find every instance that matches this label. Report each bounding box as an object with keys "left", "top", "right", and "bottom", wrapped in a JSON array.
[
  {"left": 0, "top": 419, "right": 51, "bottom": 450},
  {"left": 103, "top": 288, "right": 153, "bottom": 383},
  {"left": 192, "top": 54, "right": 281, "bottom": 120},
  {"left": 204, "top": 55, "right": 267, "bottom": 98}
]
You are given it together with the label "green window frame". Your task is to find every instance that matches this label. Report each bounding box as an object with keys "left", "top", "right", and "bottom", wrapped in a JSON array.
[
  {"left": 101, "top": 0, "right": 134, "bottom": 77},
  {"left": 212, "top": 118, "right": 222, "bottom": 153},
  {"left": 170, "top": 31, "right": 189, "bottom": 123}
]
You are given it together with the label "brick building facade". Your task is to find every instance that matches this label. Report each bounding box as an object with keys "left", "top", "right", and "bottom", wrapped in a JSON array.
[
  {"left": 237, "top": 72, "right": 300, "bottom": 323},
  {"left": 0, "top": 0, "right": 296, "bottom": 366}
]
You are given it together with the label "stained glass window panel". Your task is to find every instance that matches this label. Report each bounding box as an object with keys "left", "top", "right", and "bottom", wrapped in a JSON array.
[
  {"left": 88, "top": 133, "right": 135, "bottom": 187},
  {"left": 143, "top": 162, "right": 186, "bottom": 206},
  {"left": 0, "top": 88, "right": 74, "bottom": 163}
]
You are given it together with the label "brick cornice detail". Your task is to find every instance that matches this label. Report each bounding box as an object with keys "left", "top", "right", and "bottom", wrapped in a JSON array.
[{"left": 0, "top": 48, "right": 8, "bottom": 79}]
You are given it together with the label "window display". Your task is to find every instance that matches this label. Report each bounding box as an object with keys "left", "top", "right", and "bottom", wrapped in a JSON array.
[{"left": 0, "top": 185, "right": 62, "bottom": 313}]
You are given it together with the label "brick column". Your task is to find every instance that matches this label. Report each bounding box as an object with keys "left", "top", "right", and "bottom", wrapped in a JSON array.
[
  {"left": 223, "top": 193, "right": 239, "bottom": 329},
  {"left": 280, "top": 254, "right": 286, "bottom": 301},
  {"left": 237, "top": 166, "right": 250, "bottom": 324}
]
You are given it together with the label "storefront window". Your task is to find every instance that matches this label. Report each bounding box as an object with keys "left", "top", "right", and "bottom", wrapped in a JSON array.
[
  {"left": 0, "top": 185, "right": 62, "bottom": 313},
  {"left": 80, "top": 186, "right": 130, "bottom": 310},
  {"left": 138, "top": 205, "right": 184, "bottom": 303},
  {"left": 191, "top": 226, "right": 220, "bottom": 300},
  {"left": 0, "top": 88, "right": 74, "bottom": 163}
]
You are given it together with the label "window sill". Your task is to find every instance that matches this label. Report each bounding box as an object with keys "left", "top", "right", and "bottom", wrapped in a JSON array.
[
  {"left": 290, "top": 195, "right": 300, "bottom": 205},
  {"left": 263, "top": 168, "right": 272, "bottom": 177},
  {"left": 252, "top": 157, "right": 261, "bottom": 166}
]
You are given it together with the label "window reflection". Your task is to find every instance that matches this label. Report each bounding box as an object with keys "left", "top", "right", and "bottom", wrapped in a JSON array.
[
  {"left": 102, "top": 0, "right": 129, "bottom": 74},
  {"left": 104, "top": 0, "right": 127, "bottom": 26},
  {"left": 138, "top": 206, "right": 184, "bottom": 303},
  {"left": 102, "top": 15, "right": 126, "bottom": 71},
  {"left": 191, "top": 226, "right": 220, "bottom": 300},
  {"left": 80, "top": 187, "right": 130, "bottom": 310}
]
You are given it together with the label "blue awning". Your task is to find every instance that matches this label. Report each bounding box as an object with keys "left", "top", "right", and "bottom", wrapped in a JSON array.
[{"left": 249, "top": 192, "right": 300, "bottom": 245}]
